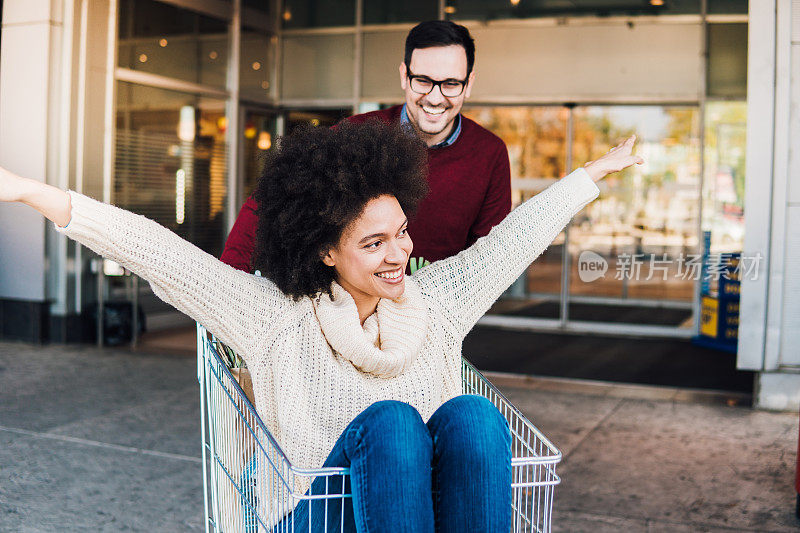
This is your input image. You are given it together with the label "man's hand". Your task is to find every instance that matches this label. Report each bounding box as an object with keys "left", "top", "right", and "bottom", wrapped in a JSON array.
[{"left": 583, "top": 135, "right": 644, "bottom": 182}]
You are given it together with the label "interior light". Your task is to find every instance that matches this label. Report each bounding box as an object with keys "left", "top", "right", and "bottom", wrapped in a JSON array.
[
  {"left": 209, "top": 50, "right": 218, "bottom": 60},
  {"left": 252, "top": 61, "right": 262, "bottom": 71},
  {"left": 282, "top": 8, "right": 292, "bottom": 21},
  {"left": 159, "top": 38, "right": 168, "bottom": 47},
  {"left": 261, "top": 81, "right": 270, "bottom": 90},
  {"left": 310, "top": 119, "right": 320, "bottom": 127},
  {"left": 244, "top": 123, "right": 257, "bottom": 139},
  {"left": 216, "top": 116, "right": 228, "bottom": 132},
  {"left": 444, "top": 6, "right": 456, "bottom": 14},
  {"left": 510, "top": 0, "right": 521, "bottom": 5},
  {"left": 650, "top": 0, "right": 664, "bottom": 5},
  {"left": 138, "top": 54, "right": 148, "bottom": 63},
  {"left": 257, "top": 131, "right": 272, "bottom": 151},
  {"left": 178, "top": 106, "right": 196, "bottom": 142}
]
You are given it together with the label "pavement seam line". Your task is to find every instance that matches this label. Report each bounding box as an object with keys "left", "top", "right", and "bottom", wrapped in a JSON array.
[
  {"left": 0, "top": 424, "right": 202, "bottom": 463},
  {"left": 562, "top": 398, "right": 625, "bottom": 461}
]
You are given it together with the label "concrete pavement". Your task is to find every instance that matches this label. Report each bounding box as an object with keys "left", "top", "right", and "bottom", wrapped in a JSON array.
[{"left": 0, "top": 340, "right": 797, "bottom": 532}]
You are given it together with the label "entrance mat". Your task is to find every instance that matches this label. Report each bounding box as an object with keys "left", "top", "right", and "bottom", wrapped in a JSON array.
[
  {"left": 504, "top": 301, "right": 692, "bottom": 327},
  {"left": 464, "top": 328, "right": 753, "bottom": 393}
]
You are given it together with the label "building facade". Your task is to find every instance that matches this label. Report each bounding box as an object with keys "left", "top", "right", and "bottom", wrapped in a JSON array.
[{"left": 1, "top": 0, "right": 795, "bottom": 409}]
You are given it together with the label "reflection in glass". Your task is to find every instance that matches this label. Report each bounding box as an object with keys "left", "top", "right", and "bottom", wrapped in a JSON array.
[
  {"left": 703, "top": 101, "right": 746, "bottom": 254},
  {"left": 285, "top": 108, "right": 350, "bottom": 133},
  {"left": 707, "top": 23, "right": 748, "bottom": 99},
  {"left": 115, "top": 82, "right": 228, "bottom": 256},
  {"left": 243, "top": 0, "right": 271, "bottom": 13},
  {"left": 708, "top": 0, "right": 747, "bottom": 14},
  {"left": 242, "top": 110, "right": 278, "bottom": 197},
  {"left": 241, "top": 30, "right": 275, "bottom": 102},
  {"left": 463, "top": 106, "right": 567, "bottom": 318},
  {"left": 466, "top": 105, "right": 704, "bottom": 322},
  {"left": 364, "top": 0, "right": 438, "bottom": 24},
  {"left": 445, "top": 0, "right": 704, "bottom": 21},
  {"left": 569, "top": 106, "right": 701, "bottom": 303},
  {"left": 117, "top": 0, "right": 229, "bottom": 88},
  {"left": 281, "top": 0, "right": 355, "bottom": 28}
]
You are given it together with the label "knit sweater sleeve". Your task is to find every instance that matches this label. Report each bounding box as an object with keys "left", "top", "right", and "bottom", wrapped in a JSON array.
[
  {"left": 415, "top": 168, "right": 599, "bottom": 339},
  {"left": 56, "top": 191, "right": 293, "bottom": 360}
]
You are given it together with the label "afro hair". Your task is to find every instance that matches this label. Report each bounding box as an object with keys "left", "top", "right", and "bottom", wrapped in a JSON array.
[{"left": 251, "top": 119, "right": 429, "bottom": 299}]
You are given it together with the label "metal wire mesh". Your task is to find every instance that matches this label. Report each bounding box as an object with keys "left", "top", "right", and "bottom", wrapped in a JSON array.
[{"left": 197, "top": 324, "right": 561, "bottom": 532}]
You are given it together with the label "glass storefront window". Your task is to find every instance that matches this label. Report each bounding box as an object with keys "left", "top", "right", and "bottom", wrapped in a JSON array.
[
  {"left": 115, "top": 82, "right": 228, "bottom": 256},
  {"left": 569, "top": 106, "right": 701, "bottom": 303},
  {"left": 703, "top": 101, "right": 747, "bottom": 253},
  {"left": 445, "top": 0, "right": 707, "bottom": 21},
  {"left": 708, "top": 0, "right": 747, "bottom": 14},
  {"left": 466, "top": 104, "right": 702, "bottom": 324},
  {"left": 363, "top": 0, "right": 438, "bottom": 25},
  {"left": 241, "top": 30, "right": 275, "bottom": 102},
  {"left": 118, "top": 0, "right": 229, "bottom": 88},
  {"left": 242, "top": 110, "right": 278, "bottom": 197},
  {"left": 285, "top": 108, "right": 351, "bottom": 133},
  {"left": 707, "top": 23, "right": 748, "bottom": 99},
  {"left": 281, "top": 0, "right": 355, "bottom": 28}
]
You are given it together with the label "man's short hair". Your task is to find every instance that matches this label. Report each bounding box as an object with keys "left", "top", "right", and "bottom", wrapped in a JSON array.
[{"left": 404, "top": 20, "right": 475, "bottom": 77}]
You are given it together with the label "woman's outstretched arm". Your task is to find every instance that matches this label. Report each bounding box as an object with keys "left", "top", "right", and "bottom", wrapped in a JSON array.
[
  {"left": 0, "top": 167, "right": 293, "bottom": 361},
  {"left": 415, "top": 136, "right": 643, "bottom": 340}
]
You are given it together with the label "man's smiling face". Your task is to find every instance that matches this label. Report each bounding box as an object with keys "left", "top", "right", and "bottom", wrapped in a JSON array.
[{"left": 399, "top": 45, "right": 474, "bottom": 147}]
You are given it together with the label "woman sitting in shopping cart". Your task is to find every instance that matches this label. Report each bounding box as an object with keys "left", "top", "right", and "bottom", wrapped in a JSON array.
[{"left": 0, "top": 120, "right": 641, "bottom": 533}]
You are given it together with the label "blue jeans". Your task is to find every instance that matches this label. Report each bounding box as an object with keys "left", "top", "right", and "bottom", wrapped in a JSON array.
[{"left": 269, "top": 394, "right": 512, "bottom": 533}]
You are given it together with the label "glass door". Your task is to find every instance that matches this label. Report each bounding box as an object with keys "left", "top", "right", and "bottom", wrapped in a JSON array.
[
  {"left": 566, "top": 105, "right": 701, "bottom": 329},
  {"left": 465, "top": 104, "right": 702, "bottom": 336},
  {"left": 463, "top": 106, "right": 567, "bottom": 320}
]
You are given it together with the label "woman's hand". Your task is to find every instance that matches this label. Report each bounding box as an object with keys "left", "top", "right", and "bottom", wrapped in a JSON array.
[
  {"left": 0, "top": 167, "right": 72, "bottom": 226},
  {"left": 583, "top": 135, "right": 644, "bottom": 182}
]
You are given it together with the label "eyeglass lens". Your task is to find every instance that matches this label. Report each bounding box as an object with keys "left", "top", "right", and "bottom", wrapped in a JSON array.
[{"left": 410, "top": 77, "right": 464, "bottom": 97}]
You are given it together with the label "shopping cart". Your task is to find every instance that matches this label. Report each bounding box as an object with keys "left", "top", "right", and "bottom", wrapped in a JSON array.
[{"left": 197, "top": 323, "right": 562, "bottom": 532}]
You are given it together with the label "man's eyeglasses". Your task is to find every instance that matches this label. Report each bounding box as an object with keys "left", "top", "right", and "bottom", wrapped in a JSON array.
[{"left": 406, "top": 68, "right": 468, "bottom": 98}]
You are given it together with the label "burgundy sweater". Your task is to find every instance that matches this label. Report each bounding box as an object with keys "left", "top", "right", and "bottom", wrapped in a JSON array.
[{"left": 220, "top": 105, "right": 511, "bottom": 272}]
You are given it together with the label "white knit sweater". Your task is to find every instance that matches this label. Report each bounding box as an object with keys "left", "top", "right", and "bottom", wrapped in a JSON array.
[{"left": 57, "top": 168, "right": 598, "bottom": 514}]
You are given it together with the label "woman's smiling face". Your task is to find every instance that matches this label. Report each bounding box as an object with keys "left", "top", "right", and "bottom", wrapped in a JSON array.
[{"left": 323, "top": 195, "right": 413, "bottom": 313}]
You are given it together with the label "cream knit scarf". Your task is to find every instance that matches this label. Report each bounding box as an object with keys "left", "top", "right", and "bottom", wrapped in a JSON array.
[{"left": 313, "top": 278, "right": 429, "bottom": 378}]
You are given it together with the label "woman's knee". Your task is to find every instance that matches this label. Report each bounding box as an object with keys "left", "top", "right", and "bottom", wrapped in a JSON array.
[
  {"left": 348, "top": 400, "right": 432, "bottom": 458},
  {"left": 428, "top": 395, "right": 510, "bottom": 450}
]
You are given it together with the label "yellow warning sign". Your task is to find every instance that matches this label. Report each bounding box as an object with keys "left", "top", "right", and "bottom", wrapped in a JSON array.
[{"left": 700, "top": 296, "right": 719, "bottom": 337}]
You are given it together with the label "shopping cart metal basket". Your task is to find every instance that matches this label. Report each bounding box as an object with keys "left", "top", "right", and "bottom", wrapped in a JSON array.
[{"left": 197, "top": 323, "right": 562, "bottom": 532}]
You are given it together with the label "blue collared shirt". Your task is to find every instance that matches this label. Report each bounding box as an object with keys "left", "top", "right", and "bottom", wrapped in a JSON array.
[{"left": 400, "top": 104, "right": 462, "bottom": 148}]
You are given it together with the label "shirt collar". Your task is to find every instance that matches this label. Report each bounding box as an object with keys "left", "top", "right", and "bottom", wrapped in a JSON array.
[{"left": 400, "top": 104, "right": 461, "bottom": 148}]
